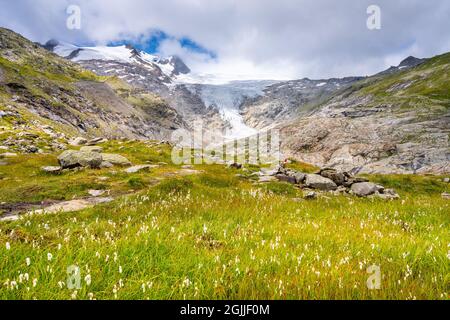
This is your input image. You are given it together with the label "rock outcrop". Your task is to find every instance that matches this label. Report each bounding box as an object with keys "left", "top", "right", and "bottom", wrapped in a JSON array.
[
  {"left": 58, "top": 150, "right": 102, "bottom": 169},
  {"left": 57, "top": 150, "right": 131, "bottom": 169},
  {"left": 257, "top": 165, "right": 400, "bottom": 199}
]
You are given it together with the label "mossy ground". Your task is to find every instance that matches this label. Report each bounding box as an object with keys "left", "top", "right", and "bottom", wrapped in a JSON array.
[{"left": 0, "top": 141, "right": 448, "bottom": 300}]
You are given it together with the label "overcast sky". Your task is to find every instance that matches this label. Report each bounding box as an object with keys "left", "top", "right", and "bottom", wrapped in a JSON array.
[{"left": 1, "top": 0, "right": 450, "bottom": 80}]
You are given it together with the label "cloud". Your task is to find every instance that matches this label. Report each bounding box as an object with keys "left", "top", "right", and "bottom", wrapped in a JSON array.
[{"left": 1, "top": 0, "right": 450, "bottom": 79}]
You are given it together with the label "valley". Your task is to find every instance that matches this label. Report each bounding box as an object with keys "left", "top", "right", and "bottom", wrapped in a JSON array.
[{"left": 0, "top": 27, "right": 448, "bottom": 300}]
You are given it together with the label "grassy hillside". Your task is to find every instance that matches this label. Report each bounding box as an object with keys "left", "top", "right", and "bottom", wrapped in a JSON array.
[
  {"left": 339, "top": 52, "right": 450, "bottom": 117},
  {"left": 0, "top": 141, "right": 448, "bottom": 300},
  {"left": 0, "top": 28, "right": 183, "bottom": 142}
]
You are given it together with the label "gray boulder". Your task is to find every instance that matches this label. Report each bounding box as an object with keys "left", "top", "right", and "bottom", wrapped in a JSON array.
[
  {"left": 100, "top": 161, "right": 113, "bottom": 169},
  {"left": 343, "top": 177, "right": 369, "bottom": 187},
  {"left": 58, "top": 150, "right": 102, "bottom": 169},
  {"left": 275, "top": 174, "right": 297, "bottom": 184},
  {"left": 293, "top": 172, "right": 307, "bottom": 184},
  {"left": 305, "top": 174, "right": 337, "bottom": 191},
  {"left": 351, "top": 182, "right": 379, "bottom": 197},
  {"left": 319, "top": 168, "right": 346, "bottom": 185},
  {"left": 101, "top": 153, "right": 131, "bottom": 166}
]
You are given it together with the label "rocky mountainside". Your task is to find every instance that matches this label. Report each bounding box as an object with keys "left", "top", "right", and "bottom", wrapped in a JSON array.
[
  {"left": 280, "top": 53, "right": 450, "bottom": 174},
  {"left": 0, "top": 28, "right": 186, "bottom": 155},
  {"left": 46, "top": 40, "right": 229, "bottom": 135},
  {"left": 1, "top": 28, "right": 448, "bottom": 174},
  {"left": 50, "top": 41, "right": 369, "bottom": 139}
]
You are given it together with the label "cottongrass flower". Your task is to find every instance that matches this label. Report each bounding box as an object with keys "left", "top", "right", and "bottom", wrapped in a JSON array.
[
  {"left": 5, "top": 242, "right": 10, "bottom": 250},
  {"left": 85, "top": 274, "right": 92, "bottom": 286},
  {"left": 119, "top": 266, "right": 123, "bottom": 274},
  {"left": 26, "top": 257, "right": 31, "bottom": 266},
  {"left": 47, "top": 253, "right": 53, "bottom": 261},
  {"left": 182, "top": 277, "right": 192, "bottom": 288},
  {"left": 32, "top": 278, "right": 38, "bottom": 287}
]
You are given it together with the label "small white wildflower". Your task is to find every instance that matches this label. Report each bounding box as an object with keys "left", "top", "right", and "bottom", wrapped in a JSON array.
[
  {"left": 47, "top": 253, "right": 53, "bottom": 261},
  {"left": 26, "top": 257, "right": 31, "bottom": 266},
  {"left": 85, "top": 274, "right": 91, "bottom": 286},
  {"left": 118, "top": 266, "right": 122, "bottom": 274},
  {"left": 5, "top": 242, "right": 10, "bottom": 250},
  {"left": 32, "top": 278, "right": 38, "bottom": 287}
]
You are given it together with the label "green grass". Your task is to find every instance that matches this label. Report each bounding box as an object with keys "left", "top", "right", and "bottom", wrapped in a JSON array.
[
  {"left": 0, "top": 141, "right": 448, "bottom": 300},
  {"left": 351, "top": 52, "right": 450, "bottom": 116}
]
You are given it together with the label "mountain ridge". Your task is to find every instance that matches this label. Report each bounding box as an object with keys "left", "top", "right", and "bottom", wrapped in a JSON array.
[{"left": 1, "top": 28, "right": 448, "bottom": 174}]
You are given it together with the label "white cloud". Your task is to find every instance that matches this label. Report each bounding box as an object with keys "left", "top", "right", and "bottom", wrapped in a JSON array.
[{"left": 1, "top": 0, "right": 450, "bottom": 79}]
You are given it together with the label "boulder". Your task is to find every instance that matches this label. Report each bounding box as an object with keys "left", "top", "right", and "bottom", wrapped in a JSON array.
[
  {"left": 80, "top": 146, "right": 103, "bottom": 153},
  {"left": 351, "top": 182, "right": 379, "bottom": 197},
  {"left": 100, "top": 161, "right": 113, "bottom": 169},
  {"left": 293, "top": 172, "right": 306, "bottom": 184},
  {"left": 333, "top": 186, "right": 348, "bottom": 194},
  {"left": 443, "top": 178, "right": 450, "bottom": 183},
  {"left": 304, "top": 174, "right": 337, "bottom": 191},
  {"left": 275, "top": 174, "right": 297, "bottom": 184},
  {"left": 58, "top": 150, "right": 102, "bottom": 169},
  {"left": 319, "top": 168, "right": 346, "bottom": 185},
  {"left": 69, "top": 137, "right": 88, "bottom": 146},
  {"left": 41, "top": 166, "right": 62, "bottom": 174},
  {"left": 101, "top": 153, "right": 131, "bottom": 166},
  {"left": 343, "top": 177, "right": 369, "bottom": 187}
]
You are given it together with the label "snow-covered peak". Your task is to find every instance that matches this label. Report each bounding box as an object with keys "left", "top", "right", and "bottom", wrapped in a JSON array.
[{"left": 48, "top": 40, "right": 189, "bottom": 79}]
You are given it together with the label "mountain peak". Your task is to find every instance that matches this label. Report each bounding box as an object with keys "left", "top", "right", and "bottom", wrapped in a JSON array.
[{"left": 398, "top": 55, "right": 425, "bottom": 68}]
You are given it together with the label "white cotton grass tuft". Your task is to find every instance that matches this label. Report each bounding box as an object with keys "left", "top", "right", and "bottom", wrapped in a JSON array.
[
  {"left": 85, "top": 274, "right": 92, "bottom": 286},
  {"left": 26, "top": 257, "right": 31, "bottom": 266},
  {"left": 5, "top": 242, "right": 10, "bottom": 250}
]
